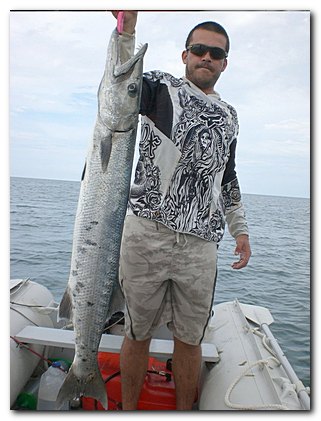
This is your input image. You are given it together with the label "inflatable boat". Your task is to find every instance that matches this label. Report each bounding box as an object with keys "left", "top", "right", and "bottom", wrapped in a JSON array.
[{"left": 10, "top": 278, "right": 310, "bottom": 411}]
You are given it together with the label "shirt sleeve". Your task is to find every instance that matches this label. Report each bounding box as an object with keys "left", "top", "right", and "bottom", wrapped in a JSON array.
[
  {"left": 117, "top": 30, "right": 135, "bottom": 63},
  {"left": 222, "top": 178, "right": 249, "bottom": 238},
  {"left": 221, "top": 139, "right": 249, "bottom": 239}
]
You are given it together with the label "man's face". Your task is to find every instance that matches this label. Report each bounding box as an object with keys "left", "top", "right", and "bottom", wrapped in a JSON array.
[{"left": 182, "top": 28, "right": 228, "bottom": 94}]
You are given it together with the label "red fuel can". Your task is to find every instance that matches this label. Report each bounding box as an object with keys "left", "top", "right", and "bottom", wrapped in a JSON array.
[{"left": 81, "top": 352, "right": 176, "bottom": 410}]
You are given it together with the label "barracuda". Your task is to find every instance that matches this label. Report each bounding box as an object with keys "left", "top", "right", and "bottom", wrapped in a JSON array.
[{"left": 57, "top": 28, "right": 147, "bottom": 409}]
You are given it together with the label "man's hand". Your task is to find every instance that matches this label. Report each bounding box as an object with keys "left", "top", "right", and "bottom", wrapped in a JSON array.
[
  {"left": 111, "top": 11, "right": 138, "bottom": 35},
  {"left": 232, "top": 234, "right": 251, "bottom": 270}
]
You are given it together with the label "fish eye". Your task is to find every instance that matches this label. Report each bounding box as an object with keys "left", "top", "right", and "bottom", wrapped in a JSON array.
[{"left": 128, "top": 83, "right": 138, "bottom": 96}]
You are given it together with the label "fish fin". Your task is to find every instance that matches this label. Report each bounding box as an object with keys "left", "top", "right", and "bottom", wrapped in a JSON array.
[
  {"left": 56, "top": 365, "right": 108, "bottom": 410},
  {"left": 100, "top": 136, "right": 112, "bottom": 173},
  {"left": 58, "top": 287, "right": 73, "bottom": 322},
  {"left": 106, "top": 281, "right": 125, "bottom": 322},
  {"left": 81, "top": 161, "right": 86, "bottom": 181},
  {"left": 83, "top": 370, "right": 108, "bottom": 409}
]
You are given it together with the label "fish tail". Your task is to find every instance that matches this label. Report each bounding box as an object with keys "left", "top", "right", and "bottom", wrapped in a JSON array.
[{"left": 56, "top": 365, "right": 108, "bottom": 410}]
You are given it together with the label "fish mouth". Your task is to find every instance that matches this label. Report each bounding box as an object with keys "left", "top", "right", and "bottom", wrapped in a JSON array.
[{"left": 113, "top": 43, "right": 148, "bottom": 78}]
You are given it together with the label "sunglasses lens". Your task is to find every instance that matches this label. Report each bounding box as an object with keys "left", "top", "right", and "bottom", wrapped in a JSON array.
[
  {"left": 210, "top": 47, "right": 226, "bottom": 59},
  {"left": 189, "top": 44, "right": 207, "bottom": 56},
  {"left": 188, "top": 44, "right": 226, "bottom": 60}
]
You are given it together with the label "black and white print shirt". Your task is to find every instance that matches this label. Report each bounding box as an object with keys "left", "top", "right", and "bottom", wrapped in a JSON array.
[{"left": 128, "top": 70, "right": 248, "bottom": 243}]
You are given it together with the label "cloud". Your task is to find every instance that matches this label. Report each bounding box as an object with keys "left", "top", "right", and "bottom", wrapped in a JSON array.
[
  {"left": 265, "top": 119, "right": 309, "bottom": 133},
  {"left": 9, "top": 10, "right": 310, "bottom": 197}
]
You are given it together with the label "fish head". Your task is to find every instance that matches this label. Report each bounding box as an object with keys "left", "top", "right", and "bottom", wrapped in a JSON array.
[{"left": 99, "top": 31, "right": 148, "bottom": 132}]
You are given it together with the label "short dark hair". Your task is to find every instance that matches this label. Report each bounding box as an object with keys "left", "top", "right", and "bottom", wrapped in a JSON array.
[{"left": 185, "top": 21, "right": 230, "bottom": 53}]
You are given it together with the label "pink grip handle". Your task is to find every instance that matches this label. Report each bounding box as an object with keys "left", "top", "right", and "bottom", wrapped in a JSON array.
[{"left": 117, "top": 11, "right": 125, "bottom": 34}]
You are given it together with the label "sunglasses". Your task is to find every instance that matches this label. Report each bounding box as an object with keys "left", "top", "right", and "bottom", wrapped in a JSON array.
[{"left": 187, "top": 44, "right": 228, "bottom": 60}]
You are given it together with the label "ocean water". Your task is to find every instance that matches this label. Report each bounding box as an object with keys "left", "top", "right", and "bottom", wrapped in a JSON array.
[{"left": 10, "top": 176, "right": 310, "bottom": 388}]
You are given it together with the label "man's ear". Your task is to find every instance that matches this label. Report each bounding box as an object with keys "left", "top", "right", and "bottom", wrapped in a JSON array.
[
  {"left": 182, "top": 50, "right": 187, "bottom": 64},
  {"left": 221, "top": 58, "right": 228, "bottom": 72}
]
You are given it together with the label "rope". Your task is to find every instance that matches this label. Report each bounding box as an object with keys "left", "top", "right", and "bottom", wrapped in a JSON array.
[
  {"left": 11, "top": 336, "right": 52, "bottom": 365},
  {"left": 224, "top": 357, "right": 289, "bottom": 410},
  {"left": 10, "top": 306, "right": 39, "bottom": 326},
  {"left": 254, "top": 330, "right": 310, "bottom": 399},
  {"left": 251, "top": 328, "right": 278, "bottom": 358},
  {"left": 10, "top": 336, "right": 65, "bottom": 372}
]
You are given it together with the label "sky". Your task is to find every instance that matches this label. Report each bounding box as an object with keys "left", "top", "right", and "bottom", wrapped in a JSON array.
[{"left": 8, "top": 6, "right": 311, "bottom": 198}]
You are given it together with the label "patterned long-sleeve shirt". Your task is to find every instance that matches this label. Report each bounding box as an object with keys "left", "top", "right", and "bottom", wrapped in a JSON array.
[{"left": 119, "top": 32, "right": 249, "bottom": 243}]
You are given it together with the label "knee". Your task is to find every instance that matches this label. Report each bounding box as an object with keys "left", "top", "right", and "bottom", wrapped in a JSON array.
[{"left": 173, "top": 336, "right": 201, "bottom": 356}]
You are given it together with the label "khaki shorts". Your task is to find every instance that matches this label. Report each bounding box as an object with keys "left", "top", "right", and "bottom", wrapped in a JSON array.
[{"left": 119, "top": 215, "right": 217, "bottom": 345}]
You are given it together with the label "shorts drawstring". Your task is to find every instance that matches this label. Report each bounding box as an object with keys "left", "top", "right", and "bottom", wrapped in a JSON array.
[
  {"left": 155, "top": 221, "right": 187, "bottom": 246},
  {"left": 175, "top": 231, "right": 187, "bottom": 247}
]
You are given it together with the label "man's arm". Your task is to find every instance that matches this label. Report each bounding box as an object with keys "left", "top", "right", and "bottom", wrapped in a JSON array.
[
  {"left": 110, "top": 11, "right": 138, "bottom": 67},
  {"left": 223, "top": 179, "right": 251, "bottom": 270},
  {"left": 221, "top": 141, "right": 251, "bottom": 269},
  {"left": 112, "top": 11, "right": 138, "bottom": 35}
]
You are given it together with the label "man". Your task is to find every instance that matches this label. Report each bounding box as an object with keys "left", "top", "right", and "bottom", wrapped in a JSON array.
[{"left": 112, "top": 11, "right": 251, "bottom": 410}]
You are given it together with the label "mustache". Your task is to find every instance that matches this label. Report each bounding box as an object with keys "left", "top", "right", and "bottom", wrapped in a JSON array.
[{"left": 195, "top": 62, "right": 214, "bottom": 71}]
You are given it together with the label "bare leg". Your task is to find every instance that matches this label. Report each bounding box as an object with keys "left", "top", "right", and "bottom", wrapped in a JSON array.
[
  {"left": 120, "top": 335, "right": 151, "bottom": 410},
  {"left": 172, "top": 336, "right": 201, "bottom": 410}
]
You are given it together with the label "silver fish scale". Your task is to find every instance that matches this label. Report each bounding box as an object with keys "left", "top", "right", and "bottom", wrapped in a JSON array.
[{"left": 70, "top": 127, "right": 136, "bottom": 371}]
